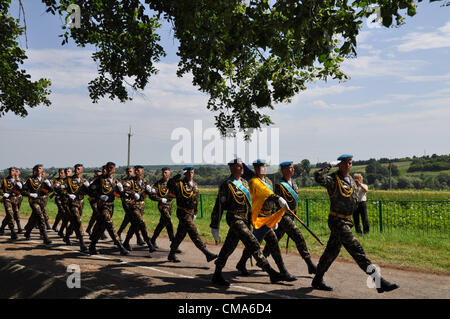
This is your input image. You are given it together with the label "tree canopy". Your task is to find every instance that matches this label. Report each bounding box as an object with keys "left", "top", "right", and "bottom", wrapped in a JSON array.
[{"left": 1, "top": 0, "right": 446, "bottom": 136}]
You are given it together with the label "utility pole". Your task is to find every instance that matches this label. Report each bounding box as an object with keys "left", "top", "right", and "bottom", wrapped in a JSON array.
[{"left": 127, "top": 126, "right": 132, "bottom": 168}]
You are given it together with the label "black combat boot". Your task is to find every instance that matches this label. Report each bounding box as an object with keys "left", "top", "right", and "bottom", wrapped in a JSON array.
[
  {"left": 376, "top": 277, "right": 399, "bottom": 293},
  {"left": 16, "top": 220, "right": 23, "bottom": 234},
  {"left": 261, "top": 264, "right": 285, "bottom": 284},
  {"left": 122, "top": 231, "right": 133, "bottom": 251},
  {"left": 278, "top": 264, "right": 297, "bottom": 282},
  {"left": 212, "top": 266, "right": 230, "bottom": 287},
  {"left": 10, "top": 229, "right": 18, "bottom": 241},
  {"left": 79, "top": 236, "right": 88, "bottom": 253},
  {"left": 116, "top": 240, "right": 130, "bottom": 256},
  {"left": 42, "top": 231, "right": 52, "bottom": 245},
  {"left": 305, "top": 257, "right": 317, "bottom": 274},
  {"left": 146, "top": 239, "right": 156, "bottom": 253},
  {"left": 63, "top": 234, "right": 72, "bottom": 246},
  {"left": 24, "top": 229, "right": 31, "bottom": 240},
  {"left": 150, "top": 237, "right": 159, "bottom": 249},
  {"left": 0, "top": 226, "right": 5, "bottom": 236},
  {"left": 168, "top": 250, "right": 181, "bottom": 263},
  {"left": 311, "top": 273, "right": 333, "bottom": 291},
  {"left": 236, "top": 258, "right": 250, "bottom": 276},
  {"left": 57, "top": 229, "right": 65, "bottom": 239},
  {"left": 89, "top": 241, "right": 98, "bottom": 255},
  {"left": 136, "top": 232, "right": 145, "bottom": 246},
  {"left": 200, "top": 247, "right": 218, "bottom": 262}
]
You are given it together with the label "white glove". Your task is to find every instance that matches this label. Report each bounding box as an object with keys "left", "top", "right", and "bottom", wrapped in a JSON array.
[
  {"left": 278, "top": 197, "right": 289, "bottom": 209},
  {"left": 30, "top": 193, "right": 38, "bottom": 198},
  {"left": 134, "top": 193, "right": 140, "bottom": 200},
  {"left": 161, "top": 198, "right": 167, "bottom": 204},
  {"left": 83, "top": 180, "right": 90, "bottom": 187},
  {"left": 211, "top": 228, "right": 220, "bottom": 242},
  {"left": 69, "top": 194, "right": 76, "bottom": 200},
  {"left": 116, "top": 182, "right": 123, "bottom": 192},
  {"left": 146, "top": 185, "right": 156, "bottom": 193},
  {"left": 193, "top": 215, "right": 197, "bottom": 221},
  {"left": 3, "top": 193, "right": 10, "bottom": 199},
  {"left": 16, "top": 182, "right": 22, "bottom": 189},
  {"left": 274, "top": 223, "right": 278, "bottom": 230},
  {"left": 44, "top": 179, "right": 51, "bottom": 187},
  {"left": 330, "top": 160, "right": 341, "bottom": 167},
  {"left": 100, "top": 195, "right": 109, "bottom": 201}
]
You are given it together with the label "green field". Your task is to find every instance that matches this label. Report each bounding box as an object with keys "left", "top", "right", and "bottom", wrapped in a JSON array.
[{"left": 2, "top": 188, "right": 448, "bottom": 274}]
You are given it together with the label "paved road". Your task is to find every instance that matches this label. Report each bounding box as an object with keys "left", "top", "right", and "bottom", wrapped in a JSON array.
[{"left": 0, "top": 222, "right": 449, "bottom": 299}]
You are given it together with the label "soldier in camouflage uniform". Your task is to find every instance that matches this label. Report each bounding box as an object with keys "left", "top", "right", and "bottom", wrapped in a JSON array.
[
  {"left": 15, "top": 168, "right": 24, "bottom": 233},
  {"left": 262, "top": 161, "right": 317, "bottom": 274},
  {"left": 120, "top": 165, "right": 156, "bottom": 255},
  {"left": 51, "top": 169, "right": 67, "bottom": 232},
  {"left": 40, "top": 171, "right": 52, "bottom": 231},
  {"left": 167, "top": 166, "right": 218, "bottom": 263},
  {"left": 118, "top": 167, "right": 145, "bottom": 246},
  {"left": 149, "top": 167, "right": 175, "bottom": 249},
  {"left": 210, "top": 159, "right": 285, "bottom": 286},
  {"left": 235, "top": 160, "right": 296, "bottom": 281},
  {"left": 57, "top": 167, "right": 73, "bottom": 238},
  {"left": 61, "top": 164, "right": 90, "bottom": 252},
  {"left": 88, "top": 162, "right": 129, "bottom": 256},
  {"left": 86, "top": 168, "right": 104, "bottom": 237},
  {"left": 0, "top": 167, "right": 22, "bottom": 240},
  {"left": 22, "top": 165, "right": 53, "bottom": 245},
  {"left": 312, "top": 154, "right": 399, "bottom": 293}
]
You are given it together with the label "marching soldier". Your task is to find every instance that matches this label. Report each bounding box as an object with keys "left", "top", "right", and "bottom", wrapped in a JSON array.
[
  {"left": 262, "top": 161, "right": 317, "bottom": 274},
  {"left": 88, "top": 162, "right": 129, "bottom": 256},
  {"left": 167, "top": 166, "right": 218, "bottom": 263},
  {"left": 41, "top": 171, "right": 52, "bottom": 231},
  {"left": 0, "top": 167, "right": 22, "bottom": 240},
  {"left": 118, "top": 167, "right": 146, "bottom": 246},
  {"left": 22, "top": 164, "right": 53, "bottom": 245},
  {"left": 235, "top": 159, "right": 296, "bottom": 281},
  {"left": 120, "top": 165, "right": 156, "bottom": 255},
  {"left": 149, "top": 167, "right": 175, "bottom": 249},
  {"left": 210, "top": 159, "right": 285, "bottom": 286},
  {"left": 57, "top": 167, "right": 74, "bottom": 238},
  {"left": 86, "top": 167, "right": 104, "bottom": 237},
  {"left": 312, "top": 154, "right": 399, "bottom": 293},
  {"left": 61, "top": 164, "right": 90, "bottom": 252},
  {"left": 51, "top": 169, "right": 67, "bottom": 232},
  {"left": 15, "top": 168, "right": 25, "bottom": 233}
]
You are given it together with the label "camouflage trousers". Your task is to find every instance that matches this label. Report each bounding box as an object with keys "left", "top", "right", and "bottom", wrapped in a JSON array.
[
  {"left": 86, "top": 199, "right": 98, "bottom": 233},
  {"left": 170, "top": 209, "right": 206, "bottom": 252},
  {"left": 1, "top": 197, "right": 20, "bottom": 231},
  {"left": 53, "top": 196, "right": 68, "bottom": 228},
  {"left": 262, "top": 214, "right": 311, "bottom": 260},
  {"left": 152, "top": 203, "right": 174, "bottom": 241},
  {"left": 65, "top": 199, "right": 85, "bottom": 239},
  {"left": 24, "top": 198, "right": 47, "bottom": 234},
  {"left": 123, "top": 201, "right": 151, "bottom": 242},
  {"left": 215, "top": 213, "right": 269, "bottom": 270},
  {"left": 239, "top": 227, "right": 286, "bottom": 272},
  {"left": 316, "top": 215, "right": 372, "bottom": 276},
  {"left": 42, "top": 195, "right": 50, "bottom": 222},
  {"left": 90, "top": 202, "right": 119, "bottom": 244}
]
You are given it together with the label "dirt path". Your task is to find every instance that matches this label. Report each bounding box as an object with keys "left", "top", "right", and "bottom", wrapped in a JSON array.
[{"left": 0, "top": 218, "right": 448, "bottom": 299}]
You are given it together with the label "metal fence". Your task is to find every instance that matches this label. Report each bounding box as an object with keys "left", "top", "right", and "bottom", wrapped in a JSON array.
[{"left": 198, "top": 194, "right": 450, "bottom": 238}]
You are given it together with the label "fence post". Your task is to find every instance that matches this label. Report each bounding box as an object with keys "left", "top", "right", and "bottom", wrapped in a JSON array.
[
  {"left": 379, "top": 200, "right": 383, "bottom": 233},
  {"left": 306, "top": 199, "right": 310, "bottom": 227},
  {"left": 200, "top": 194, "right": 204, "bottom": 218}
]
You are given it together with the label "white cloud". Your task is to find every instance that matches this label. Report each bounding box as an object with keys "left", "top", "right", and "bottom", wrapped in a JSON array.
[{"left": 396, "top": 21, "right": 450, "bottom": 52}]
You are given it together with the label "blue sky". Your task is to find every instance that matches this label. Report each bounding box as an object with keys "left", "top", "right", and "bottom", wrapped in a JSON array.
[{"left": 1, "top": 1, "right": 449, "bottom": 169}]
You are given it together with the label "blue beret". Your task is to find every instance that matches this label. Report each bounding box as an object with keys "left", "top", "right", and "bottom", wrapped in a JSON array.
[
  {"left": 183, "top": 165, "right": 195, "bottom": 170},
  {"left": 337, "top": 154, "right": 353, "bottom": 161},
  {"left": 252, "top": 159, "right": 266, "bottom": 166},
  {"left": 280, "top": 161, "right": 293, "bottom": 168},
  {"left": 228, "top": 158, "right": 243, "bottom": 165}
]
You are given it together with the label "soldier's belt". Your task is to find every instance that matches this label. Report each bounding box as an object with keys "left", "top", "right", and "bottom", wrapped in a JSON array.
[
  {"left": 329, "top": 211, "right": 352, "bottom": 219},
  {"left": 228, "top": 210, "right": 248, "bottom": 217},
  {"left": 177, "top": 205, "right": 195, "bottom": 214}
]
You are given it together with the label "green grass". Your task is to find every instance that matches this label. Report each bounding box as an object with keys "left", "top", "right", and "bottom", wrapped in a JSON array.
[{"left": 1, "top": 194, "right": 449, "bottom": 275}]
